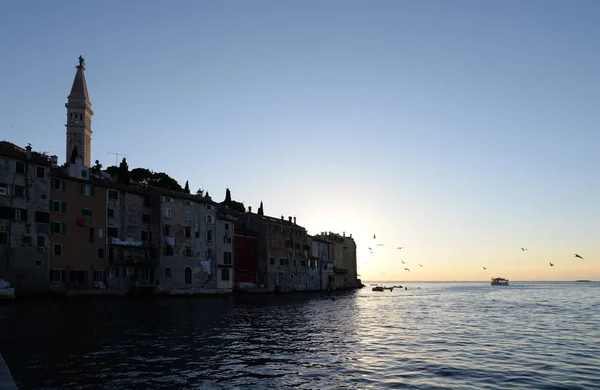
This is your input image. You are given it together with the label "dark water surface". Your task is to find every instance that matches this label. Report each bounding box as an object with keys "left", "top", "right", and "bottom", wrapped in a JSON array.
[{"left": 1, "top": 282, "right": 599, "bottom": 389}]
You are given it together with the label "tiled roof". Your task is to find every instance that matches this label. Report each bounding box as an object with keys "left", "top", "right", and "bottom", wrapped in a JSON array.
[{"left": 0, "top": 141, "right": 51, "bottom": 165}]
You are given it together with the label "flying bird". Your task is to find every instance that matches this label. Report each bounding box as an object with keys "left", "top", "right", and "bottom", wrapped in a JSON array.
[
  {"left": 396, "top": 247, "right": 403, "bottom": 250},
  {"left": 377, "top": 244, "right": 384, "bottom": 247},
  {"left": 521, "top": 248, "right": 528, "bottom": 251},
  {"left": 549, "top": 262, "right": 554, "bottom": 267},
  {"left": 368, "top": 247, "right": 372, "bottom": 251},
  {"left": 575, "top": 254, "right": 583, "bottom": 259},
  {"left": 401, "top": 260, "right": 405, "bottom": 264},
  {"left": 483, "top": 266, "right": 487, "bottom": 270},
  {"left": 373, "top": 234, "right": 376, "bottom": 239},
  {"left": 404, "top": 268, "right": 410, "bottom": 272},
  {"left": 419, "top": 264, "right": 423, "bottom": 267}
]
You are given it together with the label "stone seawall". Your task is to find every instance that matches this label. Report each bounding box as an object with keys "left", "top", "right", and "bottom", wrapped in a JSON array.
[{"left": 0, "top": 353, "right": 17, "bottom": 390}]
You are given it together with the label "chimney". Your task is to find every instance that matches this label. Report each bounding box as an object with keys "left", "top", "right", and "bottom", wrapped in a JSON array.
[
  {"left": 288, "top": 216, "right": 292, "bottom": 223},
  {"left": 248, "top": 206, "right": 252, "bottom": 213},
  {"left": 350, "top": 233, "right": 352, "bottom": 239},
  {"left": 25, "top": 144, "right": 32, "bottom": 159},
  {"left": 281, "top": 215, "right": 284, "bottom": 221},
  {"left": 50, "top": 155, "right": 58, "bottom": 167},
  {"left": 293, "top": 217, "right": 296, "bottom": 225},
  {"left": 343, "top": 232, "right": 345, "bottom": 237}
]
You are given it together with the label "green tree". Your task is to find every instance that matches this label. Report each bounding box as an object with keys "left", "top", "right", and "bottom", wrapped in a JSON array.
[
  {"left": 105, "top": 165, "right": 119, "bottom": 177},
  {"left": 130, "top": 168, "right": 153, "bottom": 184},
  {"left": 225, "top": 188, "right": 231, "bottom": 203},
  {"left": 184, "top": 180, "right": 190, "bottom": 194},
  {"left": 90, "top": 160, "right": 103, "bottom": 176},
  {"left": 117, "top": 158, "right": 130, "bottom": 185}
]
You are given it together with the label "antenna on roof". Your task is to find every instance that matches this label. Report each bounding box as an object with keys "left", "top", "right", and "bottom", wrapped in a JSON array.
[{"left": 108, "top": 151, "right": 130, "bottom": 165}]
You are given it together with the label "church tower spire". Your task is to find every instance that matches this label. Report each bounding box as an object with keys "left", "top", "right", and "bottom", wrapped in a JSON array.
[{"left": 65, "top": 55, "right": 93, "bottom": 167}]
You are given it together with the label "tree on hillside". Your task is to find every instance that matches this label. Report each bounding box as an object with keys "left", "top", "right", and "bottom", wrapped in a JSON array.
[
  {"left": 130, "top": 168, "right": 153, "bottom": 184},
  {"left": 225, "top": 188, "right": 231, "bottom": 203},
  {"left": 184, "top": 180, "right": 190, "bottom": 194},
  {"left": 117, "top": 158, "right": 130, "bottom": 185},
  {"left": 90, "top": 160, "right": 103, "bottom": 177},
  {"left": 152, "top": 172, "right": 183, "bottom": 191},
  {"left": 221, "top": 188, "right": 245, "bottom": 213},
  {"left": 105, "top": 165, "right": 119, "bottom": 177}
]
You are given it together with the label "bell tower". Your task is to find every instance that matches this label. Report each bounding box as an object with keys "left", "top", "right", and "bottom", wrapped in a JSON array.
[{"left": 65, "top": 56, "right": 93, "bottom": 167}]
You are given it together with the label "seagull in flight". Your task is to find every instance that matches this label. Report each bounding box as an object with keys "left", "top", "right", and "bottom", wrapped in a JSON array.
[
  {"left": 419, "top": 264, "right": 423, "bottom": 267},
  {"left": 404, "top": 268, "right": 410, "bottom": 272},
  {"left": 396, "top": 247, "right": 403, "bottom": 250},
  {"left": 373, "top": 234, "right": 376, "bottom": 239},
  {"left": 483, "top": 266, "right": 487, "bottom": 270},
  {"left": 521, "top": 248, "right": 528, "bottom": 251},
  {"left": 377, "top": 244, "right": 384, "bottom": 247},
  {"left": 575, "top": 254, "right": 584, "bottom": 259},
  {"left": 401, "top": 260, "right": 405, "bottom": 264},
  {"left": 549, "top": 262, "right": 554, "bottom": 267},
  {"left": 368, "top": 247, "right": 372, "bottom": 251}
]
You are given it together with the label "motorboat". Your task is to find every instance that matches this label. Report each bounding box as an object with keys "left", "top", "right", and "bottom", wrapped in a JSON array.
[
  {"left": 491, "top": 277, "right": 509, "bottom": 286},
  {"left": 0, "top": 280, "right": 15, "bottom": 300},
  {"left": 372, "top": 286, "right": 394, "bottom": 292}
]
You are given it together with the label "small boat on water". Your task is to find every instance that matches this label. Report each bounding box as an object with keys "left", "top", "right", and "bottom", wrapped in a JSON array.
[
  {"left": 372, "top": 286, "right": 394, "bottom": 292},
  {"left": 491, "top": 277, "right": 509, "bottom": 286},
  {"left": 0, "top": 279, "right": 15, "bottom": 300}
]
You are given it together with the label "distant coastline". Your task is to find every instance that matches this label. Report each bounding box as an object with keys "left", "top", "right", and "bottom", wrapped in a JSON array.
[{"left": 575, "top": 280, "right": 593, "bottom": 282}]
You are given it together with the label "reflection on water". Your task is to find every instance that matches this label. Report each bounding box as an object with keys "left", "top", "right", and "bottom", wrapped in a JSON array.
[{"left": 1, "top": 282, "right": 599, "bottom": 389}]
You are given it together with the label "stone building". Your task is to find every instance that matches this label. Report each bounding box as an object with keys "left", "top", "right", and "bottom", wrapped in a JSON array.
[
  {"left": 311, "top": 234, "right": 334, "bottom": 291},
  {"left": 65, "top": 55, "right": 93, "bottom": 168},
  {"left": 0, "top": 142, "right": 52, "bottom": 294},
  {"left": 152, "top": 188, "right": 219, "bottom": 294},
  {"left": 233, "top": 224, "right": 259, "bottom": 289},
  {"left": 342, "top": 234, "right": 358, "bottom": 288},
  {"left": 105, "top": 184, "right": 160, "bottom": 292},
  {"left": 236, "top": 203, "right": 310, "bottom": 292},
  {"left": 215, "top": 213, "right": 236, "bottom": 290}
]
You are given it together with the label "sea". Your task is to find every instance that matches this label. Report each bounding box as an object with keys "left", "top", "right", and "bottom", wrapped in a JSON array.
[{"left": 1, "top": 281, "right": 599, "bottom": 389}]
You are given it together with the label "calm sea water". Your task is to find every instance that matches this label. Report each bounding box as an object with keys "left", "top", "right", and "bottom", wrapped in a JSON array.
[{"left": 1, "top": 282, "right": 599, "bottom": 389}]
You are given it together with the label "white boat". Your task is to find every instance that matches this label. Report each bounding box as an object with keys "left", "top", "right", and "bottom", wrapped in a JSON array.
[
  {"left": 491, "top": 277, "right": 509, "bottom": 286},
  {"left": 0, "top": 279, "right": 15, "bottom": 300}
]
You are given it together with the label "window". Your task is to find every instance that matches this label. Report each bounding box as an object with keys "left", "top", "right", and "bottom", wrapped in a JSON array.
[
  {"left": 37, "top": 235, "right": 45, "bottom": 247},
  {"left": 93, "top": 271, "right": 103, "bottom": 282},
  {"left": 164, "top": 246, "right": 174, "bottom": 256},
  {"left": 14, "top": 185, "right": 24, "bottom": 197},
  {"left": 206, "top": 230, "right": 213, "bottom": 242},
  {"left": 0, "top": 183, "right": 7, "bottom": 196},
  {"left": 206, "top": 215, "right": 213, "bottom": 223},
  {"left": 185, "top": 211, "right": 192, "bottom": 221},
  {"left": 280, "top": 258, "right": 285, "bottom": 266},
  {"left": 165, "top": 208, "right": 172, "bottom": 218},
  {"left": 82, "top": 208, "right": 92, "bottom": 217},
  {"left": 163, "top": 225, "right": 172, "bottom": 236},
  {"left": 141, "top": 231, "right": 152, "bottom": 242},
  {"left": 83, "top": 184, "right": 94, "bottom": 196},
  {"left": 50, "top": 200, "right": 65, "bottom": 213},
  {"left": 81, "top": 169, "right": 88, "bottom": 179},
  {"left": 89, "top": 227, "right": 95, "bottom": 243},
  {"left": 184, "top": 200, "right": 191, "bottom": 206},
  {"left": 37, "top": 166, "right": 46, "bottom": 179},
  {"left": 142, "top": 213, "right": 150, "bottom": 223},
  {"left": 269, "top": 257, "right": 275, "bottom": 265},
  {"left": 206, "top": 204, "right": 213, "bottom": 210},
  {"left": 184, "top": 267, "right": 192, "bottom": 284},
  {"left": 163, "top": 196, "right": 172, "bottom": 203},
  {"left": 195, "top": 231, "right": 200, "bottom": 239},
  {"left": 221, "top": 268, "right": 230, "bottom": 281},
  {"left": 0, "top": 231, "right": 7, "bottom": 245},
  {"left": 185, "top": 247, "right": 193, "bottom": 257},
  {"left": 206, "top": 248, "right": 214, "bottom": 260},
  {"left": 98, "top": 248, "right": 105, "bottom": 259},
  {"left": 108, "top": 190, "right": 118, "bottom": 200},
  {"left": 164, "top": 267, "right": 172, "bottom": 278},
  {"left": 14, "top": 209, "right": 23, "bottom": 221},
  {"left": 107, "top": 227, "right": 118, "bottom": 237},
  {"left": 15, "top": 161, "right": 25, "bottom": 174},
  {"left": 49, "top": 269, "right": 62, "bottom": 282},
  {"left": 98, "top": 228, "right": 104, "bottom": 238},
  {"left": 52, "top": 221, "right": 65, "bottom": 234},
  {"left": 224, "top": 252, "right": 232, "bottom": 265},
  {"left": 0, "top": 158, "right": 6, "bottom": 168},
  {"left": 53, "top": 243, "right": 62, "bottom": 256},
  {"left": 301, "top": 260, "right": 306, "bottom": 267},
  {"left": 107, "top": 208, "right": 115, "bottom": 218},
  {"left": 35, "top": 211, "right": 50, "bottom": 223},
  {"left": 51, "top": 178, "right": 63, "bottom": 191},
  {"left": 185, "top": 227, "right": 191, "bottom": 238},
  {"left": 225, "top": 223, "right": 229, "bottom": 230}
]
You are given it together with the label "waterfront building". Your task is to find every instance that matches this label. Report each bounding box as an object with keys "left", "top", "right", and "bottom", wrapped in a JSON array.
[
  {"left": 48, "top": 161, "right": 108, "bottom": 291},
  {"left": 105, "top": 184, "right": 160, "bottom": 291},
  {"left": 311, "top": 234, "right": 334, "bottom": 290},
  {"left": 215, "top": 213, "right": 236, "bottom": 290},
  {"left": 233, "top": 222, "right": 259, "bottom": 289},
  {"left": 0, "top": 142, "right": 52, "bottom": 293},
  {"left": 342, "top": 234, "right": 358, "bottom": 288},
  {"left": 152, "top": 188, "right": 220, "bottom": 294}
]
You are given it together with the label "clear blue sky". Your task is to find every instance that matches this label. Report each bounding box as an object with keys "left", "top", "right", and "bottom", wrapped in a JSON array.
[{"left": 1, "top": 0, "right": 599, "bottom": 281}]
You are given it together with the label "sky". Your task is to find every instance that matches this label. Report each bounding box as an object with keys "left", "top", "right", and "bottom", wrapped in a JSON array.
[{"left": 1, "top": 0, "right": 599, "bottom": 282}]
